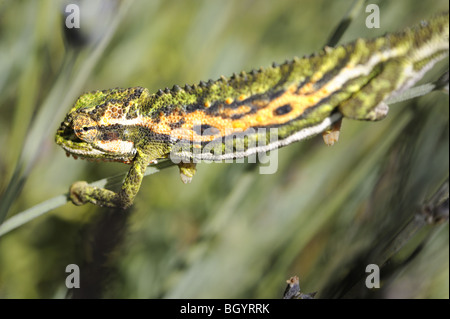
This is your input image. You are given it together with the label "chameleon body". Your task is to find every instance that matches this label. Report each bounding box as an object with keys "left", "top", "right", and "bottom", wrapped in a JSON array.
[{"left": 56, "top": 13, "right": 449, "bottom": 208}]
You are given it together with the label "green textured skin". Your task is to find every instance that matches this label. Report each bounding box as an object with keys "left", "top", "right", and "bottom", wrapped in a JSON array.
[{"left": 56, "top": 12, "right": 449, "bottom": 208}]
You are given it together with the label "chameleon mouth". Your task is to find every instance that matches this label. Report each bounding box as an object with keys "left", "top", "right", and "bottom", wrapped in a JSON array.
[
  {"left": 56, "top": 120, "right": 86, "bottom": 146},
  {"left": 55, "top": 119, "right": 135, "bottom": 163},
  {"left": 56, "top": 119, "right": 108, "bottom": 158},
  {"left": 56, "top": 118, "right": 79, "bottom": 143}
]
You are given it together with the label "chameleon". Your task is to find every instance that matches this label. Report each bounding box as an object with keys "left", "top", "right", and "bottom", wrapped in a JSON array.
[{"left": 56, "top": 12, "right": 449, "bottom": 209}]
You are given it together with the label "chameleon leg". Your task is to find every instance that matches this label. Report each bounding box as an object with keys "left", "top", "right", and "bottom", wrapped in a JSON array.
[
  {"left": 69, "top": 149, "right": 152, "bottom": 209},
  {"left": 178, "top": 162, "right": 197, "bottom": 184},
  {"left": 69, "top": 181, "right": 118, "bottom": 208},
  {"left": 338, "top": 60, "right": 405, "bottom": 121}
]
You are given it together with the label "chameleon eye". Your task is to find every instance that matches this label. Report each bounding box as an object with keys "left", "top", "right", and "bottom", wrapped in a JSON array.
[{"left": 73, "top": 113, "right": 99, "bottom": 143}]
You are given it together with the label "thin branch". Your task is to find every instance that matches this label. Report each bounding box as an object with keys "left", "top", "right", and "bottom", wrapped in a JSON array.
[
  {"left": 380, "top": 178, "right": 449, "bottom": 265},
  {"left": 386, "top": 71, "right": 449, "bottom": 105}
]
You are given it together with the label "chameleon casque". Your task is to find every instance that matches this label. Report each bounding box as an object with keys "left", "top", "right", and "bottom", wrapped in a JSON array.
[{"left": 56, "top": 13, "right": 449, "bottom": 209}]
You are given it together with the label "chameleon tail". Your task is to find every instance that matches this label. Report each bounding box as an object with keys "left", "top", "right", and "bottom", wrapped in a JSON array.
[{"left": 339, "top": 12, "right": 449, "bottom": 121}]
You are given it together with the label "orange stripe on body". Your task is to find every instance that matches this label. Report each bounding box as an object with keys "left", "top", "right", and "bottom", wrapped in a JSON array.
[
  {"left": 142, "top": 82, "right": 335, "bottom": 142},
  {"left": 96, "top": 80, "right": 335, "bottom": 143}
]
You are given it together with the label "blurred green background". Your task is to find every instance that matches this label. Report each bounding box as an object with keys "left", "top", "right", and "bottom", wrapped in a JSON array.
[{"left": 0, "top": 0, "right": 448, "bottom": 298}]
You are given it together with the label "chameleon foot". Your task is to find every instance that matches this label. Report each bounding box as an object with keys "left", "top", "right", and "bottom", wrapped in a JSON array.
[
  {"left": 368, "top": 102, "right": 389, "bottom": 121},
  {"left": 69, "top": 181, "right": 90, "bottom": 206},
  {"left": 322, "top": 119, "right": 342, "bottom": 146},
  {"left": 178, "top": 162, "right": 197, "bottom": 184}
]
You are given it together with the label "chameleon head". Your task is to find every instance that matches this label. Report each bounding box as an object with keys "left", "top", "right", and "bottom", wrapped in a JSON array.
[
  {"left": 55, "top": 111, "right": 137, "bottom": 163},
  {"left": 55, "top": 87, "right": 150, "bottom": 163}
]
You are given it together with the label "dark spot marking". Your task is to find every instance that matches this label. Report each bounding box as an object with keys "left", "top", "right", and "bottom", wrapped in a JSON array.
[
  {"left": 186, "top": 104, "right": 197, "bottom": 112},
  {"left": 274, "top": 104, "right": 292, "bottom": 116},
  {"left": 169, "top": 118, "right": 185, "bottom": 130},
  {"left": 102, "top": 132, "right": 119, "bottom": 141},
  {"left": 193, "top": 124, "right": 220, "bottom": 136},
  {"left": 230, "top": 114, "right": 245, "bottom": 120},
  {"left": 158, "top": 105, "right": 176, "bottom": 116}
]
